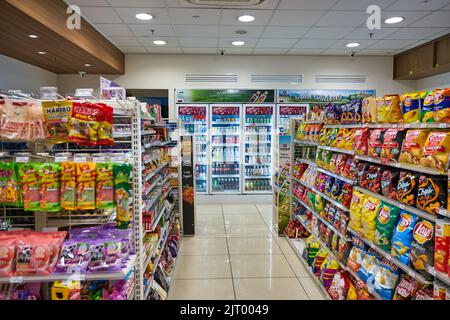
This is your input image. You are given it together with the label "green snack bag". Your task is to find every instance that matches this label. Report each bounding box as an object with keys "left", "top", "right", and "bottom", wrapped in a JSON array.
[
  {"left": 308, "top": 191, "right": 316, "bottom": 212},
  {"left": 114, "top": 163, "right": 132, "bottom": 229},
  {"left": 374, "top": 201, "right": 400, "bottom": 252},
  {"left": 316, "top": 149, "right": 323, "bottom": 167},
  {"left": 0, "top": 162, "right": 21, "bottom": 207},
  {"left": 96, "top": 162, "right": 114, "bottom": 210},
  {"left": 39, "top": 163, "right": 61, "bottom": 212},
  {"left": 17, "top": 163, "right": 41, "bottom": 211}
]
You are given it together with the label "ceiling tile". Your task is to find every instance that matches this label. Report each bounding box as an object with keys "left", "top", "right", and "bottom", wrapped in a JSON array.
[
  {"left": 278, "top": 0, "right": 339, "bottom": 10},
  {"left": 94, "top": 24, "right": 134, "bottom": 36},
  {"left": 146, "top": 47, "right": 183, "bottom": 54},
  {"left": 382, "top": 10, "right": 432, "bottom": 27},
  {"left": 223, "top": 48, "right": 254, "bottom": 55},
  {"left": 220, "top": 9, "right": 274, "bottom": 26},
  {"left": 321, "top": 49, "right": 358, "bottom": 55},
  {"left": 108, "top": 0, "right": 166, "bottom": 7},
  {"left": 219, "top": 38, "right": 259, "bottom": 48},
  {"left": 109, "top": 36, "right": 142, "bottom": 46},
  {"left": 179, "top": 37, "right": 218, "bottom": 48},
  {"left": 303, "top": 27, "right": 355, "bottom": 39},
  {"left": 332, "top": 0, "right": 397, "bottom": 10},
  {"left": 443, "top": 4, "right": 450, "bottom": 9},
  {"left": 114, "top": 7, "right": 171, "bottom": 24},
  {"left": 219, "top": 26, "right": 265, "bottom": 38},
  {"left": 269, "top": 11, "right": 325, "bottom": 26},
  {"left": 165, "top": 0, "right": 281, "bottom": 9},
  {"left": 256, "top": 38, "right": 298, "bottom": 48},
  {"left": 356, "top": 49, "right": 395, "bottom": 56},
  {"left": 66, "top": 0, "right": 109, "bottom": 6},
  {"left": 315, "top": 11, "right": 367, "bottom": 27},
  {"left": 330, "top": 39, "right": 375, "bottom": 49},
  {"left": 129, "top": 24, "right": 175, "bottom": 37},
  {"left": 169, "top": 8, "right": 220, "bottom": 25},
  {"left": 344, "top": 27, "right": 400, "bottom": 40},
  {"left": 387, "top": 27, "right": 447, "bottom": 40},
  {"left": 262, "top": 26, "right": 309, "bottom": 38},
  {"left": 182, "top": 48, "right": 219, "bottom": 54},
  {"left": 174, "top": 25, "right": 219, "bottom": 37},
  {"left": 294, "top": 39, "right": 336, "bottom": 49},
  {"left": 119, "top": 46, "right": 147, "bottom": 53},
  {"left": 409, "top": 12, "right": 450, "bottom": 28},
  {"left": 79, "top": 7, "right": 122, "bottom": 23},
  {"left": 253, "top": 48, "right": 289, "bottom": 55},
  {"left": 287, "top": 48, "right": 325, "bottom": 55},
  {"left": 368, "top": 39, "right": 418, "bottom": 50},
  {"left": 426, "top": 28, "right": 450, "bottom": 39},
  {"left": 386, "top": 0, "right": 450, "bottom": 11},
  {"left": 138, "top": 36, "right": 179, "bottom": 47}
]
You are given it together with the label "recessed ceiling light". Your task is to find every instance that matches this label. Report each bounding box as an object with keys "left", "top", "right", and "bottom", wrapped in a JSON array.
[
  {"left": 385, "top": 16, "right": 404, "bottom": 24},
  {"left": 84, "top": 64, "right": 92, "bottom": 67},
  {"left": 28, "top": 34, "right": 39, "bottom": 39},
  {"left": 153, "top": 40, "right": 167, "bottom": 46},
  {"left": 238, "top": 15, "right": 255, "bottom": 23},
  {"left": 136, "top": 13, "right": 153, "bottom": 21},
  {"left": 345, "top": 42, "right": 360, "bottom": 48},
  {"left": 232, "top": 41, "right": 245, "bottom": 46},
  {"left": 38, "top": 51, "right": 47, "bottom": 55}
]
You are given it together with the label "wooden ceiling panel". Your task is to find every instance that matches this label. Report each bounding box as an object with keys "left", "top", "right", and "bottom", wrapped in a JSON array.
[{"left": 0, "top": 0, "right": 125, "bottom": 74}]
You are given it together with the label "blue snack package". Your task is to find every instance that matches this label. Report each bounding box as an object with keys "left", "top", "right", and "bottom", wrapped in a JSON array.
[
  {"left": 391, "top": 211, "right": 418, "bottom": 265},
  {"left": 374, "top": 258, "right": 401, "bottom": 300}
]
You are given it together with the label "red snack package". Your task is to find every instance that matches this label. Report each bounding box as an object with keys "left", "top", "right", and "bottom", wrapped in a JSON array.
[
  {"left": 353, "top": 128, "right": 370, "bottom": 156},
  {"left": 339, "top": 183, "right": 353, "bottom": 208},
  {"left": 0, "top": 235, "right": 16, "bottom": 277},
  {"left": 68, "top": 102, "right": 102, "bottom": 146},
  {"left": 381, "top": 168, "right": 400, "bottom": 199},
  {"left": 97, "top": 103, "right": 114, "bottom": 146},
  {"left": 381, "top": 128, "right": 407, "bottom": 162},
  {"left": 368, "top": 129, "right": 386, "bottom": 158},
  {"left": 434, "top": 220, "right": 449, "bottom": 274},
  {"left": 366, "top": 165, "right": 382, "bottom": 194},
  {"left": 335, "top": 154, "right": 348, "bottom": 175},
  {"left": 393, "top": 274, "right": 419, "bottom": 300}
]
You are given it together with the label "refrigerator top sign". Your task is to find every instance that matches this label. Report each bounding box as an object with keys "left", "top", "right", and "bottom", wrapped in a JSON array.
[
  {"left": 279, "top": 106, "right": 307, "bottom": 116},
  {"left": 212, "top": 106, "right": 240, "bottom": 116},
  {"left": 176, "top": 89, "right": 275, "bottom": 103},
  {"left": 246, "top": 106, "right": 274, "bottom": 115},
  {"left": 178, "top": 106, "right": 207, "bottom": 116}
]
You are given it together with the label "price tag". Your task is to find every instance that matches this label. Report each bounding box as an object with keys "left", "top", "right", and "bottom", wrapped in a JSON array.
[
  {"left": 54, "top": 156, "right": 68, "bottom": 163},
  {"left": 74, "top": 156, "right": 87, "bottom": 163},
  {"left": 10, "top": 276, "right": 24, "bottom": 284},
  {"left": 68, "top": 272, "right": 85, "bottom": 282},
  {"left": 419, "top": 123, "right": 427, "bottom": 129},
  {"left": 399, "top": 204, "right": 406, "bottom": 210},
  {"left": 15, "top": 156, "right": 30, "bottom": 163},
  {"left": 439, "top": 123, "right": 447, "bottom": 128},
  {"left": 93, "top": 157, "right": 106, "bottom": 163}
]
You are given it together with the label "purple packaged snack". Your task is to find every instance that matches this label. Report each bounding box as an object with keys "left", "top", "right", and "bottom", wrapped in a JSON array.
[
  {"left": 56, "top": 239, "right": 91, "bottom": 273},
  {"left": 315, "top": 173, "right": 327, "bottom": 193},
  {"left": 103, "top": 240, "right": 122, "bottom": 270},
  {"left": 88, "top": 239, "right": 106, "bottom": 272}
]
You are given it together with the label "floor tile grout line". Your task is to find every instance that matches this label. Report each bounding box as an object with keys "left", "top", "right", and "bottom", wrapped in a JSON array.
[{"left": 222, "top": 204, "right": 237, "bottom": 301}]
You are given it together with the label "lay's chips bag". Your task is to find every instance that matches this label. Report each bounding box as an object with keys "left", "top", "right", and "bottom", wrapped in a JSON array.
[{"left": 391, "top": 211, "right": 418, "bottom": 265}]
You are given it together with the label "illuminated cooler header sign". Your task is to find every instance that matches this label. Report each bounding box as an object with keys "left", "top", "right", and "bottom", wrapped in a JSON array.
[
  {"left": 277, "top": 89, "right": 376, "bottom": 103},
  {"left": 212, "top": 106, "right": 240, "bottom": 116},
  {"left": 279, "top": 106, "right": 307, "bottom": 116},
  {"left": 246, "top": 106, "right": 273, "bottom": 115},
  {"left": 176, "top": 89, "right": 275, "bottom": 103},
  {"left": 178, "top": 106, "right": 207, "bottom": 116}
]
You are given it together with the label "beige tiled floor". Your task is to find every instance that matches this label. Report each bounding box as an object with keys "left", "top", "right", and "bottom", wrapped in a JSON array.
[{"left": 168, "top": 203, "right": 327, "bottom": 300}]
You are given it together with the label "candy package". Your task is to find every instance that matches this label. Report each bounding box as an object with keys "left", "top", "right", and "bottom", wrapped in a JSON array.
[
  {"left": 381, "top": 129, "right": 406, "bottom": 162},
  {"left": 76, "top": 163, "right": 96, "bottom": 210},
  {"left": 39, "top": 163, "right": 61, "bottom": 212},
  {"left": 96, "top": 162, "right": 115, "bottom": 210},
  {"left": 391, "top": 211, "right": 418, "bottom": 265},
  {"left": 374, "top": 202, "right": 400, "bottom": 252},
  {"left": 368, "top": 129, "right": 385, "bottom": 158},
  {"left": 97, "top": 103, "right": 114, "bottom": 146},
  {"left": 393, "top": 274, "right": 419, "bottom": 300},
  {"left": 42, "top": 100, "right": 73, "bottom": 144},
  {"left": 398, "top": 129, "right": 430, "bottom": 165},
  {"left": 420, "top": 91, "right": 435, "bottom": 123},
  {"left": 396, "top": 171, "right": 419, "bottom": 206},
  {"left": 114, "top": 164, "right": 132, "bottom": 229},
  {"left": 381, "top": 168, "right": 399, "bottom": 200},
  {"left": 0, "top": 236, "right": 16, "bottom": 276},
  {"left": 401, "top": 93, "right": 420, "bottom": 124},
  {"left": 374, "top": 259, "right": 400, "bottom": 300},
  {"left": 0, "top": 162, "right": 21, "bottom": 207},
  {"left": 419, "top": 131, "right": 450, "bottom": 173},
  {"left": 17, "top": 163, "right": 41, "bottom": 211},
  {"left": 433, "top": 88, "right": 450, "bottom": 123},
  {"left": 410, "top": 219, "right": 434, "bottom": 276},
  {"left": 60, "top": 162, "right": 76, "bottom": 210},
  {"left": 353, "top": 128, "right": 369, "bottom": 156},
  {"left": 416, "top": 175, "right": 447, "bottom": 215},
  {"left": 361, "top": 196, "right": 380, "bottom": 241},
  {"left": 68, "top": 102, "right": 102, "bottom": 146}
]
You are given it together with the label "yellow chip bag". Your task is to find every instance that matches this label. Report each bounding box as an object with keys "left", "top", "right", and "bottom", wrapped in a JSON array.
[
  {"left": 349, "top": 190, "right": 366, "bottom": 232},
  {"left": 401, "top": 93, "right": 420, "bottom": 124},
  {"left": 398, "top": 129, "right": 430, "bottom": 165},
  {"left": 376, "top": 97, "right": 388, "bottom": 123},
  {"left": 363, "top": 96, "right": 377, "bottom": 124},
  {"left": 419, "top": 131, "right": 450, "bottom": 173},
  {"left": 384, "top": 94, "right": 403, "bottom": 123},
  {"left": 361, "top": 196, "right": 381, "bottom": 241}
]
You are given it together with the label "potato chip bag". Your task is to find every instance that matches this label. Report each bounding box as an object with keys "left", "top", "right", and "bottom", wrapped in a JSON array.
[
  {"left": 420, "top": 91, "right": 435, "bottom": 123},
  {"left": 39, "top": 163, "right": 61, "bottom": 212},
  {"left": 344, "top": 129, "right": 355, "bottom": 150},
  {"left": 410, "top": 219, "right": 434, "bottom": 277},
  {"left": 329, "top": 153, "right": 338, "bottom": 172},
  {"left": 434, "top": 220, "right": 449, "bottom": 274},
  {"left": 365, "top": 165, "right": 382, "bottom": 194},
  {"left": 416, "top": 175, "right": 446, "bottom": 215},
  {"left": 313, "top": 248, "right": 329, "bottom": 276},
  {"left": 361, "top": 196, "right": 381, "bottom": 241},
  {"left": 362, "top": 97, "right": 377, "bottom": 124},
  {"left": 0, "top": 162, "right": 21, "bottom": 207},
  {"left": 95, "top": 162, "right": 114, "bottom": 210},
  {"left": 368, "top": 129, "right": 385, "bottom": 158},
  {"left": 347, "top": 246, "right": 365, "bottom": 273},
  {"left": 381, "top": 129, "right": 406, "bottom": 162},
  {"left": 419, "top": 131, "right": 450, "bottom": 173},
  {"left": 353, "top": 128, "right": 369, "bottom": 156},
  {"left": 374, "top": 258, "right": 400, "bottom": 300},
  {"left": 401, "top": 93, "right": 420, "bottom": 124},
  {"left": 321, "top": 258, "right": 340, "bottom": 289},
  {"left": 76, "top": 162, "right": 96, "bottom": 210},
  {"left": 337, "top": 238, "right": 350, "bottom": 263},
  {"left": 349, "top": 190, "right": 366, "bottom": 232},
  {"left": 391, "top": 211, "right": 418, "bottom": 265},
  {"left": 329, "top": 270, "right": 351, "bottom": 300},
  {"left": 433, "top": 88, "right": 450, "bottom": 123},
  {"left": 374, "top": 202, "right": 400, "bottom": 251},
  {"left": 384, "top": 94, "right": 403, "bottom": 123},
  {"left": 398, "top": 129, "right": 430, "bottom": 165},
  {"left": 335, "top": 154, "right": 347, "bottom": 175},
  {"left": 17, "top": 163, "right": 41, "bottom": 211},
  {"left": 396, "top": 171, "right": 419, "bottom": 206},
  {"left": 381, "top": 168, "right": 399, "bottom": 200},
  {"left": 60, "top": 162, "right": 76, "bottom": 210},
  {"left": 346, "top": 281, "right": 357, "bottom": 300},
  {"left": 303, "top": 236, "right": 320, "bottom": 266},
  {"left": 376, "top": 97, "right": 388, "bottom": 123},
  {"left": 316, "top": 148, "right": 324, "bottom": 167},
  {"left": 357, "top": 250, "right": 381, "bottom": 283},
  {"left": 357, "top": 162, "right": 369, "bottom": 188},
  {"left": 42, "top": 100, "right": 73, "bottom": 144},
  {"left": 393, "top": 274, "right": 419, "bottom": 300}
]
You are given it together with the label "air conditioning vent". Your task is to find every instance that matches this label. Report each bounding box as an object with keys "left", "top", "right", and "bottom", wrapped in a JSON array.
[
  {"left": 186, "top": 74, "right": 238, "bottom": 83},
  {"left": 251, "top": 75, "right": 303, "bottom": 84},
  {"left": 184, "top": 0, "right": 265, "bottom": 6},
  {"left": 315, "top": 74, "right": 367, "bottom": 84}
]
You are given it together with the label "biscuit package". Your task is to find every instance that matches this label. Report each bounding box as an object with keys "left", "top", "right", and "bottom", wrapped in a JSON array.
[
  {"left": 368, "top": 129, "right": 385, "bottom": 158},
  {"left": 433, "top": 88, "right": 450, "bottom": 123},
  {"left": 401, "top": 93, "right": 420, "bottom": 124},
  {"left": 398, "top": 129, "right": 430, "bottom": 165},
  {"left": 42, "top": 100, "right": 73, "bottom": 144},
  {"left": 419, "top": 131, "right": 450, "bottom": 173},
  {"left": 396, "top": 171, "right": 419, "bottom": 206},
  {"left": 416, "top": 175, "right": 447, "bottom": 215},
  {"left": 374, "top": 202, "right": 400, "bottom": 252},
  {"left": 391, "top": 211, "right": 418, "bottom": 265},
  {"left": 410, "top": 219, "right": 434, "bottom": 277},
  {"left": 381, "top": 128, "right": 406, "bottom": 162}
]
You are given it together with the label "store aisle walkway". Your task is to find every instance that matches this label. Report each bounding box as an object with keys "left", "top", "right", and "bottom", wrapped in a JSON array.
[{"left": 168, "top": 204, "right": 327, "bottom": 300}]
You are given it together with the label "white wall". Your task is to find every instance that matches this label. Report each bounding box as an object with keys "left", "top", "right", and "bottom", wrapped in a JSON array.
[
  {"left": 415, "top": 72, "right": 450, "bottom": 91},
  {"left": 0, "top": 55, "right": 57, "bottom": 93},
  {"left": 57, "top": 54, "right": 417, "bottom": 118}
]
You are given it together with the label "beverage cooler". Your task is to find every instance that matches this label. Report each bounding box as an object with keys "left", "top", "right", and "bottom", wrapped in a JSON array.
[
  {"left": 177, "top": 105, "right": 209, "bottom": 194},
  {"left": 210, "top": 105, "right": 242, "bottom": 194},
  {"left": 243, "top": 105, "right": 275, "bottom": 194}
]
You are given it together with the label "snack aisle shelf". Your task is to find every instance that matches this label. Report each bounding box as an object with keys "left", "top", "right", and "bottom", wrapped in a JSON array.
[{"left": 324, "top": 123, "right": 450, "bottom": 130}]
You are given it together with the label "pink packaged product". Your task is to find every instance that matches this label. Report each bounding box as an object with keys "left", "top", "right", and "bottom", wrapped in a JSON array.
[{"left": 0, "top": 235, "right": 16, "bottom": 277}]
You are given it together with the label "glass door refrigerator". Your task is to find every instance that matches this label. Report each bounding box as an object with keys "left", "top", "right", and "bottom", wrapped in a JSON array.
[
  {"left": 243, "top": 105, "right": 275, "bottom": 194},
  {"left": 210, "top": 105, "right": 242, "bottom": 194},
  {"left": 177, "top": 105, "right": 209, "bottom": 194}
]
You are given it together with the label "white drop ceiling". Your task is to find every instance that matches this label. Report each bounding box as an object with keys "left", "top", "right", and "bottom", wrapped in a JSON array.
[{"left": 67, "top": 0, "right": 450, "bottom": 56}]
